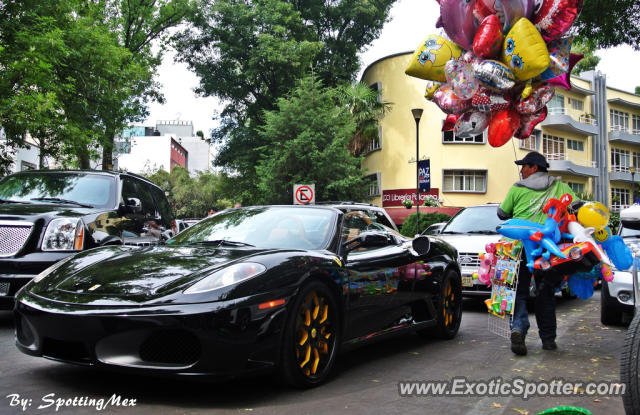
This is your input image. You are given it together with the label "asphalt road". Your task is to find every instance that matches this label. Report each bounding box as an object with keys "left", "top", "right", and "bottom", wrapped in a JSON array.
[{"left": 0, "top": 292, "right": 630, "bottom": 415}]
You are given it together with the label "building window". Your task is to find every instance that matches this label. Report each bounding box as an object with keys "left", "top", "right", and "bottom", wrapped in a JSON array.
[
  {"left": 548, "top": 93, "right": 564, "bottom": 112},
  {"left": 567, "top": 182, "right": 585, "bottom": 195},
  {"left": 634, "top": 152, "right": 640, "bottom": 170},
  {"left": 366, "top": 126, "right": 382, "bottom": 153},
  {"left": 519, "top": 130, "right": 539, "bottom": 151},
  {"left": 542, "top": 134, "right": 565, "bottom": 159},
  {"left": 633, "top": 114, "right": 640, "bottom": 134},
  {"left": 442, "top": 130, "right": 485, "bottom": 144},
  {"left": 443, "top": 170, "right": 487, "bottom": 193},
  {"left": 610, "top": 109, "right": 629, "bottom": 131},
  {"left": 567, "top": 139, "right": 584, "bottom": 151},
  {"left": 611, "top": 148, "right": 631, "bottom": 172},
  {"left": 569, "top": 98, "right": 584, "bottom": 111},
  {"left": 365, "top": 173, "right": 381, "bottom": 197},
  {"left": 611, "top": 187, "right": 630, "bottom": 211}
]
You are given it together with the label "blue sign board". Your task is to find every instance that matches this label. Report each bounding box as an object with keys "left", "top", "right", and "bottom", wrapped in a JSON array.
[{"left": 418, "top": 159, "right": 430, "bottom": 192}]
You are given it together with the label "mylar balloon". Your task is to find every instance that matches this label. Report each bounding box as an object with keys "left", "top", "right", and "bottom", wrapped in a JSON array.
[
  {"left": 533, "top": 0, "right": 583, "bottom": 42},
  {"left": 472, "top": 60, "right": 516, "bottom": 91},
  {"left": 515, "top": 106, "right": 547, "bottom": 138},
  {"left": 432, "top": 84, "right": 472, "bottom": 114},
  {"left": 473, "top": 0, "right": 495, "bottom": 23},
  {"left": 473, "top": 14, "right": 504, "bottom": 59},
  {"left": 440, "top": 0, "right": 478, "bottom": 50},
  {"left": 539, "top": 36, "right": 572, "bottom": 80},
  {"left": 515, "top": 84, "right": 554, "bottom": 114},
  {"left": 442, "top": 114, "right": 460, "bottom": 131},
  {"left": 424, "top": 80, "right": 442, "bottom": 100},
  {"left": 501, "top": 18, "right": 550, "bottom": 81},
  {"left": 501, "top": 0, "right": 536, "bottom": 31},
  {"left": 545, "top": 53, "right": 583, "bottom": 90},
  {"left": 488, "top": 108, "right": 521, "bottom": 147},
  {"left": 405, "top": 35, "right": 463, "bottom": 82},
  {"left": 472, "top": 88, "right": 512, "bottom": 112},
  {"left": 455, "top": 111, "right": 490, "bottom": 137},
  {"left": 445, "top": 60, "right": 480, "bottom": 99}
]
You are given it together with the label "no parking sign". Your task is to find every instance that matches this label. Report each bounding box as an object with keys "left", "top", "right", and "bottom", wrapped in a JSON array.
[{"left": 293, "top": 184, "right": 315, "bottom": 205}]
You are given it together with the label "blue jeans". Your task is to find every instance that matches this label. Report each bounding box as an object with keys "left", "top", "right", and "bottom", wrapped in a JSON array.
[{"left": 511, "top": 261, "right": 557, "bottom": 345}]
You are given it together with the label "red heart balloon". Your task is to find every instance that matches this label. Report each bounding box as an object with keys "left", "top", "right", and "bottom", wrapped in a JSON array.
[
  {"left": 473, "top": 14, "right": 503, "bottom": 59},
  {"left": 442, "top": 114, "right": 461, "bottom": 131},
  {"left": 515, "top": 107, "right": 548, "bottom": 139},
  {"left": 488, "top": 108, "right": 521, "bottom": 147}
]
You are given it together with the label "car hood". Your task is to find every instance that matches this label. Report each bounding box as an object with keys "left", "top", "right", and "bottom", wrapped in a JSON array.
[
  {"left": 0, "top": 202, "right": 96, "bottom": 220},
  {"left": 34, "top": 245, "right": 275, "bottom": 298},
  {"left": 435, "top": 233, "right": 501, "bottom": 253}
]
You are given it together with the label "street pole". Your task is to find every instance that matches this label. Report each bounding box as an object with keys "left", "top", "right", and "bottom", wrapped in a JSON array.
[{"left": 411, "top": 108, "right": 423, "bottom": 236}]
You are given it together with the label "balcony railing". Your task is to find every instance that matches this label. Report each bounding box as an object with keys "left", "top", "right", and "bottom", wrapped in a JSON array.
[
  {"left": 610, "top": 124, "right": 640, "bottom": 135},
  {"left": 611, "top": 164, "right": 633, "bottom": 173},
  {"left": 545, "top": 152, "right": 597, "bottom": 168},
  {"left": 547, "top": 107, "right": 598, "bottom": 126}
]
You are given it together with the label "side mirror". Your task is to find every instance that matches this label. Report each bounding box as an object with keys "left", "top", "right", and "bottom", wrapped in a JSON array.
[
  {"left": 342, "top": 231, "right": 390, "bottom": 253},
  {"left": 411, "top": 235, "right": 431, "bottom": 256},
  {"left": 120, "top": 197, "right": 142, "bottom": 214}
]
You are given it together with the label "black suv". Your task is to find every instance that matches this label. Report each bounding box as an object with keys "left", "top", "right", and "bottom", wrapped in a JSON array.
[{"left": 0, "top": 170, "right": 175, "bottom": 309}]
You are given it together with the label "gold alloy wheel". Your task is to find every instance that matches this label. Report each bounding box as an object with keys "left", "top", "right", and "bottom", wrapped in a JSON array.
[
  {"left": 442, "top": 279, "right": 457, "bottom": 329},
  {"left": 294, "top": 290, "right": 333, "bottom": 378}
]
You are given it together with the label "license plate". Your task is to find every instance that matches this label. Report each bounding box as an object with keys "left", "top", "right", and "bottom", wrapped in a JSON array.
[
  {"left": 461, "top": 276, "right": 473, "bottom": 287},
  {"left": 0, "top": 282, "right": 9, "bottom": 296}
]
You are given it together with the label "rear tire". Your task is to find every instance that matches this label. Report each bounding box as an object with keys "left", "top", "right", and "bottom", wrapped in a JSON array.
[
  {"left": 621, "top": 311, "right": 640, "bottom": 413},
  {"left": 420, "top": 270, "right": 462, "bottom": 339},
  {"left": 601, "top": 282, "right": 623, "bottom": 326},
  {"left": 279, "top": 281, "right": 341, "bottom": 388}
]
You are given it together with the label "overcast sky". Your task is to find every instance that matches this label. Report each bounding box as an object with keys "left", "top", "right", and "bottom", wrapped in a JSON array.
[{"left": 145, "top": 0, "right": 640, "bottom": 136}]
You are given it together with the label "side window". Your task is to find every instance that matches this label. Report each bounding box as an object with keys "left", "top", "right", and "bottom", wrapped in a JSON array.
[
  {"left": 369, "top": 209, "right": 394, "bottom": 229},
  {"left": 150, "top": 186, "right": 173, "bottom": 228},
  {"left": 121, "top": 178, "right": 138, "bottom": 205},
  {"left": 341, "top": 210, "right": 390, "bottom": 253},
  {"left": 133, "top": 180, "right": 158, "bottom": 219}
]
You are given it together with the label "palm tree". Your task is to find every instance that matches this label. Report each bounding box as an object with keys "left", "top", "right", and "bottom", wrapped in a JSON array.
[{"left": 339, "top": 82, "right": 392, "bottom": 156}]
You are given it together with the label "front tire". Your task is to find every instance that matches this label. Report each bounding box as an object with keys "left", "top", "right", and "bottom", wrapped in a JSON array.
[
  {"left": 621, "top": 310, "right": 640, "bottom": 413},
  {"left": 420, "top": 270, "right": 462, "bottom": 339},
  {"left": 601, "top": 282, "right": 623, "bottom": 326},
  {"left": 279, "top": 281, "right": 341, "bottom": 388}
]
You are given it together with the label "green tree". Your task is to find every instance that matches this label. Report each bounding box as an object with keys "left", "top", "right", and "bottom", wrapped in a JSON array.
[
  {"left": 255, "top": 75, "right": 369, "bottom": 204},
  {"left": 572, "top": 38, "right": 600, "bottom": 75},
  {"left": 172, "top": 0, "right": 395, "bottom": 199},
  {"left": 338, "top": 82, "right": 392, "bottom": 156},
  {"left": 576, "top": 0, "right": 640, "bottom": 49}
]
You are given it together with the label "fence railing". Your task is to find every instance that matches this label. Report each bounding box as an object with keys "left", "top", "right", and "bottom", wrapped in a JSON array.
[
  {"left": 545, "top": 152, "right": 597, "bottom": 168},
  {"left": 610, "top": 124, "right": 640, "bottom": 135},
  {"left": 547, "top": 107, "right": 598, "bottom": 126}
]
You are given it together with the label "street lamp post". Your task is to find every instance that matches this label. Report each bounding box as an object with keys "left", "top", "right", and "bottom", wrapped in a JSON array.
[
  {"left": 631, "top": 165, "right": 637, "bottom": 205},
  {"left": 411, "top": 108, "right": 424, "bottom": 236}
]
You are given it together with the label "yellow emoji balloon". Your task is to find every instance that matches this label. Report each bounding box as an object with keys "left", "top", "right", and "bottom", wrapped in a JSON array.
[
  {"left": 501, "top": 18, "right": 550, "bottom": 81},
  {"left": 424, "top": 80, "right": 442, "bottom": 100},
  {"left": 405, "top": 35, "right": 462, "bottom": 82},
  {"left": 577, "top": 202, "right": 610, "bottom": 230}
]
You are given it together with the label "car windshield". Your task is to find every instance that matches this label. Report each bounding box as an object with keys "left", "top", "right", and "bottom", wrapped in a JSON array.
[
  {"left": 620, "top": 226, "right": 640, "bottom": 238},
  {"left": 440, "top": 205, "right": 503, "bottom": 234},
  {"left": 0, "top": 172, "right": 116, "bottom": 209},
  {"left": 167, "top": 206, "right": 337, "bottom": 250}
]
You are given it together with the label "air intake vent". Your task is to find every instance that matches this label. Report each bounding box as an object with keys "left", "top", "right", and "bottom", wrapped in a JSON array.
[
  {"left": 0, "top": 221, "right": 33, "bottom": 257},
  {"left": 139, "top": 330, "right": 201, "bottom": 365}
]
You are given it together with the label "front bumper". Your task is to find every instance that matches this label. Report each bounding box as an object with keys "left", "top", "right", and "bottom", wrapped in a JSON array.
[
  {"left": 606, "top": 271, "right": 634, "bottom": 312},
  {"left": 460, "top": 271, "right": 491, "bottom": 297},
  {"left": 14, "top": 292, "right": 291, "bottom": 378}
]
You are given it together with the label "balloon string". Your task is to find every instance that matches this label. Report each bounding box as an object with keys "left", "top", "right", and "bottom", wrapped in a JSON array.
[{"left": 511, "top": 137, "right": 520, "bottom": 177}]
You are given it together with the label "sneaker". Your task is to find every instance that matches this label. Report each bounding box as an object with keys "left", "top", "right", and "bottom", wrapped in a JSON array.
[
  {"left": 510, "top": 330, "right": 527, "bottom": 356},
  {"left": 542, "top": 342, "right": 557, "bottom": 350}
]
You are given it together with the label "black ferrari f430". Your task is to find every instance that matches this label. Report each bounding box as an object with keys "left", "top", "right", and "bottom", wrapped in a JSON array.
[{"left": 14, "top": 205, "right": 462, "bottom": 387}]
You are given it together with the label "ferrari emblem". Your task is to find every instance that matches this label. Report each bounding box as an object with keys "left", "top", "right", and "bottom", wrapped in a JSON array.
[
  {"left": 88, "top": 284, "right": 101, "bottom": 291},
  {"left": 333, "top": 257, "right": 342, "bottom": 267}
]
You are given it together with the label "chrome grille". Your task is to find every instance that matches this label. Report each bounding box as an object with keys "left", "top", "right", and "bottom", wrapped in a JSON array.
[
  {"left": 457, "top": 252, "right": 481, "bottom": 269},
  {"left": 0, "top": 221, "right": 33, "bottom": 257}
]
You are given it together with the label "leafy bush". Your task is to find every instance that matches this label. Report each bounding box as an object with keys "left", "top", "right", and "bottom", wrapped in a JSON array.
[
  {"left": 400, "top": 212, "right": 451, "bottom": 237},
  {"left": 609, "top": 211, "right": 620, "bottom": 235}
]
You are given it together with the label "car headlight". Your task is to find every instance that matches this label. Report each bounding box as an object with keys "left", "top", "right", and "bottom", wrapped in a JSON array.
[
  {"left": 184, "top": 262, "right": 266, "bottom": 294},
  {"left": 33, "top": 255, "right": 74, "bottom": 283},
  {"left": 42, "top": 218, "right": 85, "bottom": 251}
]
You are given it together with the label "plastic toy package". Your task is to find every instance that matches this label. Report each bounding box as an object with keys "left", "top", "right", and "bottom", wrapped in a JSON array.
[{"left": 484, "top": 239, "right": 522, "bottom": 320}]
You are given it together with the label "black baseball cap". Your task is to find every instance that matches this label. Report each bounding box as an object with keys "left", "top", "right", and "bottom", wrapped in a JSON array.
[{"left": 514, "top": 151, "right": 549, "bottom": 168}]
